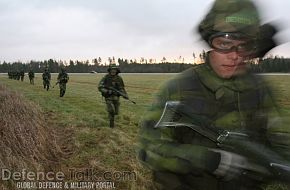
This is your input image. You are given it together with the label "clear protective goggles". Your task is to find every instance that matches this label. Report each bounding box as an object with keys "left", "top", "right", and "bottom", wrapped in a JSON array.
[{"left": 208, "top": 33, "right": 257, "bottom": 56}]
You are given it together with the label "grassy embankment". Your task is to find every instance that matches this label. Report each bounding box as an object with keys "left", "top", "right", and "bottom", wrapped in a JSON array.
[
  {"left": 0, "top": 73, "right": 173, "bottom": 189},
  {"left": 0, "top": 73, "right": 289, "bottom": 190}
]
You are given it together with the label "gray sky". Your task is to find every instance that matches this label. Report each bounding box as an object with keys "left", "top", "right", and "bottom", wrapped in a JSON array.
[{"left": 1, "top": 0, "right": 290, "bottom": 63}]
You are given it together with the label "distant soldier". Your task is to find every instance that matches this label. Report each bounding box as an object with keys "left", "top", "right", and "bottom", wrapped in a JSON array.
[
  {"left": 42, "top": 68, "right": 51, "bottom": 91},
  {"left": 11, "top": 71, "right": 15, "bottom": 79},
  {"left": 20, "top": 70, "right": 25, "bottom": 82},
  {"left": 57, "top": 67, "right": 69, "bottom": 97},
  {"left": 98, "top": 64, "right": 128, "bottom": 128},
  {"left": 16, "top": 71, "right": 21, "bottom": 80},
  {"left": 8, "top": 71, "right": 12, "bottom": 79},
  {"left": 28, "top": 70, "right": 35, "bottom": 85},
  {"left": 12, "top": 71, "right": 17, "bottom": 80}
]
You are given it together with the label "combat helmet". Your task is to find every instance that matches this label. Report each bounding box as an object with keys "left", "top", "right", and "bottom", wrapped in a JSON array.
[
  {"left": 107, "top": 64, "right": 120, "bottom": 74},
  {"left": 199, "top": 0, "right": 261, "bottom": 40},
  {"left": 60, "top": 67, "right": 66, "bottom": 72},
  {"left": 198, "top": 0, "right": 277, "bottom": 57}
]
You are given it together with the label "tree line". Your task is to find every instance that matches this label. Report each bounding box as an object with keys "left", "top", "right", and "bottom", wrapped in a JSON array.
[
  {"left": 249, "top": 57, "right": 290, "bottom": 73},
  {"left": 0, "top": 56, "right": 289, "bottom": 73}
]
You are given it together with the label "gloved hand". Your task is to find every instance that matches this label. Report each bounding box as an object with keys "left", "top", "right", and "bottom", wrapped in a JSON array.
[
  {"left": 107, "top": 90, "right": 113, "bottom": 95},
  {"left": 102, "top": 89, "right": 112, "bottom": 95}
]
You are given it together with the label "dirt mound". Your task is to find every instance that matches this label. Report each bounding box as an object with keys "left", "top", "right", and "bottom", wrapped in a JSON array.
[{"left": 0, "top": 84, "right": 72, "bottom": 188}]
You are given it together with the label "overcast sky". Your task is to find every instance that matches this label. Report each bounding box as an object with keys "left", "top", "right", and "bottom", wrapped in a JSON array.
[{"left": 1, "top": 0, "right": 290, "bottom": 63}]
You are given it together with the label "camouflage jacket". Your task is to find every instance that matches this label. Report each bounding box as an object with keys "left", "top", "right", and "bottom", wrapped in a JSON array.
[
  {"left": 28, "top": 71, "right": 34, "bottom": 78},
  {"left": 42, "top": 71, "right": 51, "bottom": 81},
  {"left": 138, "top": 62, "right": 290, "bottom": 189},
  {"left": 57, "top": 72, "right": 69, "bottom": 83},
  {"left": 98, "top": 74, "right": 127, "bottom": 99},
  {"left": 20, "top": 71, "right": 25, "bottom": 77}
]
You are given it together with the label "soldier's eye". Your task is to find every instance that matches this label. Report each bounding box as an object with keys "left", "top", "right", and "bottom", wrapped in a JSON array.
[
  {"left": 237, "top": 42, "right": 254, "bottom": 52},
  {"left": 211, "top": 39, "right": 234, "bottom": 50},
  {"left": 219, "top": 42, "right": 232, "bottom": 49}
]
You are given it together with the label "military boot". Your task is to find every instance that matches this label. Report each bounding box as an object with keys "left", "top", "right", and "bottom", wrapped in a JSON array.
[{"left": 109, "top": 117, "right": 115, "bottom": 128}]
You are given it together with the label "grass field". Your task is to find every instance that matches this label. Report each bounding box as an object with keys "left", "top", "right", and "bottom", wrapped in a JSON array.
[{"left": 0, "top": 73, "right": 290, "bottom": 190}]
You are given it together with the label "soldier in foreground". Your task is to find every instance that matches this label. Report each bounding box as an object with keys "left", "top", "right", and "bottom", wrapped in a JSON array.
[
  {"left": 98, "top": 64, "right": 128, "bottom": 128},
  {"left": 138, "top": 0, "right": 290, "bottom": 189},
  {"left": 28, "top": 69, "right": 35, "bottom": 85},
  {"left": 57, "top": 67, "right": 69, "bottom": 97},
  {"left": 42, "top": 68, "right": 51, "bottom": 91}
]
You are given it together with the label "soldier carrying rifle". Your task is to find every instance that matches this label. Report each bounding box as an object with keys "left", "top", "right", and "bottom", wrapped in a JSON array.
[
  {"left": 20, "top": 70, "right": 25, "bottom": 82},
  {"left": 98, "top": 64, "right": 129, "bottom": 128},
  {"left": 42, "top": 68, "right": 51, "bottom": 91},
  {"left": 56, "top": 67, "right": 69, "bottom": 97},
  {"left": 137, "top": 0, "right": 290, "bottom": 189},
  {"left": 28, "top": 69, "right": 35, "bottom": 85}
]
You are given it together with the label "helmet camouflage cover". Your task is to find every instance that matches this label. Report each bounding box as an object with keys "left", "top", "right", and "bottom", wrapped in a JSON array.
[
  {"left": 198, "top": 0, "right": 260, "bottom": 41},
  {"left": 198, "top": 0, "right": 278, "bottom": 57},
  {"left": 107, "top": 64, "right": 120, "bottom": 73}
]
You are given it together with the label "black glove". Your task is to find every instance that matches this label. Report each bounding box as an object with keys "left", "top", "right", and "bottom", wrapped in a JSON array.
[{"left": 107, "top": 89, "right": 113, "bottom": 95}]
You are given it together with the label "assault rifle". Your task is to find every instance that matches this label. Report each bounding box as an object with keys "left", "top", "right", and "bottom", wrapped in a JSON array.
[
  {"left": 105, "top": 86, "right": 136, "bottom": 104},
  {"left": 154, "top": 101, "right": 290, "bottom": 183}
]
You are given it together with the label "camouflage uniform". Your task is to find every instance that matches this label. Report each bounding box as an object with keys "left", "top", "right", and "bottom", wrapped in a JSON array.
[
  {"left": 42, "top": 69, "right": 51, "bottom": 91},
  {"left": 98, "top": 64, "right": 128, "bottom": 128},
  {"left": 16, "top": 71, "right": 20, "bottom": 80},
  {"left": 20, "top": 70, "right": 25, "bottom": 82},
  {"left": 12, "top": 71, "right": 17, "bottom": 80},
  {"left": 138, "top": 60, "right": 280, "bottom": 190},
  {"left": 28, "top": 70, "right": 35, "bottom": 85},
  {"left": 8, "top": 71, "right": 12, "bottom": 79},
  {"left": 57, "top": 68, "right": 69, "bottom": 97},
  {"left": 138, "top": 0, "right": 289, "bottom": 189}
]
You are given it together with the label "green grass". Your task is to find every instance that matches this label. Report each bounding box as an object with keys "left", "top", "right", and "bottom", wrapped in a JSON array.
[
  {"left": 0, "top": 73, "right": 172, "bottom": 189},
  {"left": 0, "top": 74, "right": 173, "bottom": 127},
  {"left": 264, "top": 75, "right": 290, "bottom": 114},
  {"left": 0, "top": 73, "right": 289, "bottom": 190}
]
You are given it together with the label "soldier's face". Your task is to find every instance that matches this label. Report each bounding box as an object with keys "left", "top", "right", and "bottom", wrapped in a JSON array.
[
  {"left": 110, "top": 69, "right": 117, "bottom": 76},
  {"left": 209, "top": 40, "right": 249, "bottom": 79}
]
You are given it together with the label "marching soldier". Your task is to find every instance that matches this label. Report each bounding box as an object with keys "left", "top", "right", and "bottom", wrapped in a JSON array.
[
  {"left": 98, "top": 64, "right": 128, "bottom": 128},
  {"left": 20, "top": 70, "right": 25, "bottom": 82},
  {"left": 28, "top": 69, "right": 35, "bottom": 85},
  {"left": 57, "top": 67, "right": 69, "bottom": 97},
  {"left": 42, "top": 68, "right": 51, "bottom": 91},
  {"left": 16, "top": 71, "right": 20, "bottom": 80}
]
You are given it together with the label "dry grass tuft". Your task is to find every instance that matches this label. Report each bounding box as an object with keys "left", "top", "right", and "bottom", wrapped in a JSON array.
[{"left": 0, "top": 84, "right": 73, "bottom": 188}]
